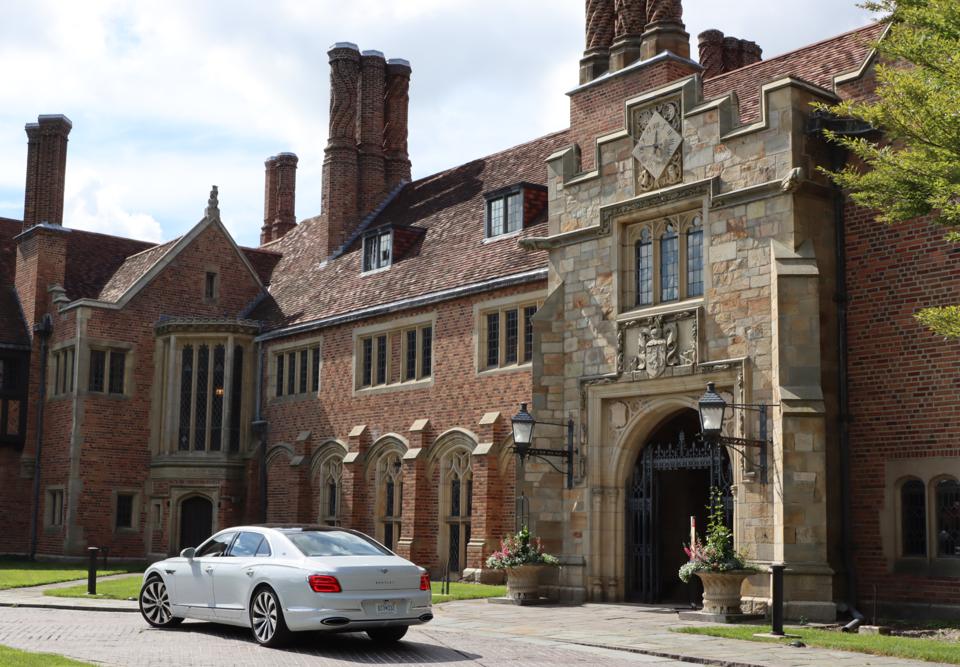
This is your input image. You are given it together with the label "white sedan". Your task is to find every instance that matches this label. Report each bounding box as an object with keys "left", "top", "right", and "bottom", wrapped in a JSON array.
[{"left": 138, "top": 525, "right": 432, "bottom": 647}]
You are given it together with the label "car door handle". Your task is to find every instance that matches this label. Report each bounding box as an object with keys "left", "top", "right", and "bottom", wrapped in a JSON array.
[
  {"left": 204, "top": 566, "right": 214, "bottom": 574},
  {"left": 245, "top": 570, "right": 254, "bottom": 577}
]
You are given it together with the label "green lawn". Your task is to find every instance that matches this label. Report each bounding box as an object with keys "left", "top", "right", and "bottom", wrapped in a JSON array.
[
  {"left": 0, "top": 561, "right": 140, "bottom": 590},
  {"left": 430, "top": 582, "right": 506, "bottom": 604},
  {"left": 675, "top": 625, "right": 960, "bottom": 665},
  {"left": 0, "top": 644, "right": 92, "bottom": 666},
  {"left": 47, "top": 576, "right": 505, "bottom": 604}
]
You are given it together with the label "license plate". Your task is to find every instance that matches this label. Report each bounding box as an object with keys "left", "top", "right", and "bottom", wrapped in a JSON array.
[{"left": 376, "top": 601, "right": 397, "bottom": 615}]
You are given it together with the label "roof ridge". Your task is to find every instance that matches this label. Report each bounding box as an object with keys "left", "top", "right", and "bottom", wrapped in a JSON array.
[
  {"left": 408, "top": 128, "right": 571, "bottom": 187},
  {"left": 704, "top": 20, "right": 885, "bottom": 85}
]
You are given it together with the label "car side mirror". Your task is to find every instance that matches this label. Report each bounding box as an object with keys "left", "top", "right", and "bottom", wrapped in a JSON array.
[{"left": 180, "top": 547, "right": 196, "bottom": 559}]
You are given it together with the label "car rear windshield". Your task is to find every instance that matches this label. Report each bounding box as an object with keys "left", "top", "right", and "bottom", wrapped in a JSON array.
[{"left": 285, "top": 530, "right": 390, "bottom": 557}]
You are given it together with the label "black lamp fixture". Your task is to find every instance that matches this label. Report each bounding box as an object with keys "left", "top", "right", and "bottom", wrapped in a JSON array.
[
  {"left": 696, "top": 382, "right": 771, "bottom": 484},
  {"left": 510, "top": 403, "right": 577, "bottom": 489}
]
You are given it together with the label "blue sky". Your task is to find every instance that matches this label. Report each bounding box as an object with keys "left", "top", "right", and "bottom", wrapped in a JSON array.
[{"left": 0, "top": 1, "right": 880, "bottom": 248}]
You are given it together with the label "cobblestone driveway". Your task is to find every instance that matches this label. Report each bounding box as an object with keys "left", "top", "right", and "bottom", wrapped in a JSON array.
[{"left": 0, "top": 607, "right": 684, "bottom": 666}]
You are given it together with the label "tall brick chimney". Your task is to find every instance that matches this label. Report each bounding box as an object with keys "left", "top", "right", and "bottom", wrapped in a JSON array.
[
  {"left": 321, "top": 43, "right": 361, "bottom": 256},
  {"left": 639, "top": 0, "right": 689, "bottom": 61},
  {"left": 261, "top": 152, "right": 298, "bottom": 245},
  {"left": 581, "top": 0, "right": 616, "bottom": 83},
  {"left": 697, "top": 30, "right": 762, "bottom": 79},
  {"left": 23, "top": 114, "right": 72, "bottom": 232},
  {"left": 610, "top": 0, "right": 647, "bottom": 72},
  {"left": 697, "top": 30, "right": 725, "bottom": 78},
  {"left": 383, "top": 59, "right": 412, "bottom": 191},
  {"left": 358, "top": 51, "right": 387, "bottom": 216}
]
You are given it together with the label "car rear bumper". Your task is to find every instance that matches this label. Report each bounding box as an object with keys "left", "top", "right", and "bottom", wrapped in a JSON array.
[{"left": 284, "top": 609, "right": 433, "bottom": 632}]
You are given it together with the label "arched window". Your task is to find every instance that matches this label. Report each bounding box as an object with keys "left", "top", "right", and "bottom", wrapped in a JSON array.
[
  {"left": 442, "top": 450, "right": 473, "bottom": 573},
  {"left": 635, "top": 228, "right": 653, "bottom": 307},
  {"left": 625, "top": 212, "right": 704, "bottom": 311},
  {"left": 686, "top": 216, "right": 704, "bottom": 298},
  {"left": 936, "top": 479, "right": 960, "bottom": 558},
  {"left": 900, "top": 479, "right": 926, "bottom": 557},
  {"left": 318, "top": 455, "right": 343, "bottom": 526},
  {"left": 376, "top": 451, "right": 403, "bottom": 551},
  {"left": 660, "top": 223, "right": 679, "bottom": 302}
]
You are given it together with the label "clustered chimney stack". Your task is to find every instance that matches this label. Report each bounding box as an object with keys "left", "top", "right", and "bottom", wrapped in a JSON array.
[
  {"left": 384, "top": 59, "right": 412, "bottom": 191},
  {"left": 261, "top": 152, "right": 298, "bottom": 245},
  {"left": 318, "top": 43, "right": 411, "bottom": 257},
  {"left": 23, "top": 114, "right": 72, "bottom": 232},
  {"left": 581, "top": 0, "right": 690, "bottom": 82},
  {"left": 358, "top": 51, "right": 387, "bottom": 216},
  {"left": 580, "top": 0, "right": 616, "bottom": 84},
  {"left": 698, "top": 30, "right": 762, "bottom": 79}
]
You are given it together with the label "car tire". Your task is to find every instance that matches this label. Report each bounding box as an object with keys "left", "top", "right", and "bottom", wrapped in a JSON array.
[
  {"left": 366, "top": 626, "right": 409, "bottom": 644},
  {"left": 249, "top": 586, "right": 291, "bottom": 648},
  {"left": 139, "top": 576, "right": 183, "bottom": 628}
]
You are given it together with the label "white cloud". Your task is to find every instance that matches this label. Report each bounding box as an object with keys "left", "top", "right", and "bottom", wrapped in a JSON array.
[{"left": 65, "top": 173, "right": 163, "bottom": 242}]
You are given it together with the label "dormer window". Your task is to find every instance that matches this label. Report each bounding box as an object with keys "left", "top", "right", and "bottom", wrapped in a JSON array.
[
  {"left": 363, "top": 228, "right": 392, "bottom": 272},
  {"left": 486, "top": 189, "right": 523, "bottom": 238}
]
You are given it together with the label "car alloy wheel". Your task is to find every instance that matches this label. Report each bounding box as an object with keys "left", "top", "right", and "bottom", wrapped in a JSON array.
[
  {"left": 139, "top": 577, "right": 181, "bottom": 628},
  {"left": 250, "top": 587, "right": 290, "bottom": 647}
]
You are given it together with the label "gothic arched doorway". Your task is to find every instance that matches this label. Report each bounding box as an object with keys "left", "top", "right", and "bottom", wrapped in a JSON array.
[
  {"left": 179, "top": 496, "right": 213, "bottom": 552},
  {"left": 626, "top": 409, "right": 732, "bottom": 603}
]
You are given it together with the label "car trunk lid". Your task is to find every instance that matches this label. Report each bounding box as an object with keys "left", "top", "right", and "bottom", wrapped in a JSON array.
[{"left": 305, "top": 556, "right": 422, "bottom": 592}]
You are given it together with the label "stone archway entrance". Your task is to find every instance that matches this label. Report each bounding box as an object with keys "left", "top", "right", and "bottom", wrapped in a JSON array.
[
  {"left": 626, "top": 409, "right": 732, "bottom": 603},
  {"left": 179, "top": 496, "right": 213, "bottom": 551}
]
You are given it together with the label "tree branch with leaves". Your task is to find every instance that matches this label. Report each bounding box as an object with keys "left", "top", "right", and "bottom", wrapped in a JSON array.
[{"left": 821, "top": 0, "right": 960, "bottom": 338}]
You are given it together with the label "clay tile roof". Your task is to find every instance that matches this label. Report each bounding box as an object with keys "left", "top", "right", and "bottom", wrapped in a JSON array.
[
  {"left": 703, "top": 21, "right": 886, "bottom": 125},
  {"left": 97, "top": 238, "right": 177, "bottom": 302},
  {"left": 254, "top": 129, "right": 571, "bottom": 329},
  {"left": 241, "top": 247, "right": 282, "bottom": 286},
  {"left": 61, "top": 228, "right": 157, "bottom": 301}
]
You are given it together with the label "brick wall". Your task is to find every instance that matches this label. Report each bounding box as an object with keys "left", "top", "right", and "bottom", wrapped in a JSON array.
[
  {"left": 846, "top": 203, "right": 960, "bottom": 606},
  {"left": 262, "top": 282, "right": 538, "bottom": 571}
]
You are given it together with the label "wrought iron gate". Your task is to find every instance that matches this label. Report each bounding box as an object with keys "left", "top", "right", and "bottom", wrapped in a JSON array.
[{"left": 627, "top": 431, "right": 732, "bottom": 602}]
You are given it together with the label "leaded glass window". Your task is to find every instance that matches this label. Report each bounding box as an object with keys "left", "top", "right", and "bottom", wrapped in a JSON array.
[
  {"left": 660, "top": 224, "right": 679, "bottom": 302},
  {"left": 377, "top": 451, "right": 403, "bottom": 551},
  {"left": 361, "top": 338, "right": 373, "bottom": 387},
  {"left": 275, "top": 354, "right": 284, "bottom": 397},
  {"left": 311, "top": 348, "right": 321, "bottom": 392},
  {"left": 420, "top": 326, "right": 432, "bottom": 378},
  {"left": 376, "top": 335, "right": 387, "bottom": 385},
  {"left": 210, "top": 345, "right": 225, "bottom": 451},
  {"left": 687, "top": 216, "right": 704, "bottom": 298},
  {"left": 88, "top": 350, "right": 106, "bottom": 392},
  {"left": 319, "top": 453, "right": 343, "bottom": 526},
  {"left": 936, "top": 479, "right": 960, "bottom": 558},
  {"left": 901, "top": 480, "right": 926, "bottom": 557},
  {"left": 442, "top": 450, "right": 472, "bottom": 574},
  {"left": 405, "top": 330, "right": 417, "bottom": 381},
  {"left": 523, "top": 305, "right": 536, "bottom": 363},
  {"left": 626, "top": 212, "right": 705, "bottom": 311},
  {"left": 504, "top": 309, "right": 519, "bottom": 364},
  {"left": 298, "top": 350, "right": 308, "bottom": 395},
  {"left": 487, "top": 197, "right": 505, "bottom": 237},
  {"left": 286, "top": 352, "right": 295, "bottom": 396},
  {"left": 178, "top": 346, "right": 193, "bottom": 451},
  {"left": 194, "top": 345, "right": 209, "bottom": 450},
  {"left": 636, "top": 228, "right": 653, "bottom": 307},
  {"left": 362, "top": 228, "right": 392, "bottom": 272},
  {"left": 274, "top": 344, "right": 321, "bottom": 397},
  {"left": 506, "top": 193, "right": 523, "bottom": 233},
  {"left": 486, "top": 313, "right": 499, "bottom": 367}
]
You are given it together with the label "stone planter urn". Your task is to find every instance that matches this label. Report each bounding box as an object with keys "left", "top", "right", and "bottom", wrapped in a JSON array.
[
  {"left": 695, "top": 570, "right": 751, "bottom": 615},
  {"left": 505, "top": 564, "right": 543, "bottom": 602}
]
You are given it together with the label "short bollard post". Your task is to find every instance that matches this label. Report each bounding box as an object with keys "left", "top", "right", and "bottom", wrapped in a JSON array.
[
  {"left": 770, "top": 563, "right": 785, "bottom": 636},
  {"left": 87, "top": 547, "right": 99, "bottom": 595}
]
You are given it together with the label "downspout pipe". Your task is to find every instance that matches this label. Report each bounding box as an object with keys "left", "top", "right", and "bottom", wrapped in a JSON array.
[
  {"left": 28, "top": 314, "right": 53, "bottom": 560},
  {"left": 832, "top": 146, "right": 865, "bottom": 631}
]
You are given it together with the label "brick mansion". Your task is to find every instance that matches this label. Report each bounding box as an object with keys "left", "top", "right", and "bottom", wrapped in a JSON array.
[{"left": 1, "top": 0, "right": 957, "bottom": 620}]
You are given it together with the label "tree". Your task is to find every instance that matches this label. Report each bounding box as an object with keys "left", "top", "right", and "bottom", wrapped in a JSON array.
[{"left": 822, "top": 0, "right": 960, "bottom": 338}]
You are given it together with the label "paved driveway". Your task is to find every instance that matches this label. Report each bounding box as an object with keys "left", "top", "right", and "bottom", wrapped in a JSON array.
[{"left": 0, "top": 606, "right": 684, "bottom": 666}]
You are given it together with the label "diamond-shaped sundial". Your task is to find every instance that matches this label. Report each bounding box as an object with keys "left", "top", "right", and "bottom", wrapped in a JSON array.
[{"left": 633, "top": 111, "right": 682, "bottom": 181}]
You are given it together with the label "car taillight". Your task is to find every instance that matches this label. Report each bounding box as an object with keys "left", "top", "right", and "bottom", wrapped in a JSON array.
[
  {"left": 308, "top": 575, "right": 341, "bottom": 593},
  {"left": 420, "top": 574, "right": 430, "bottom": 591}
]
